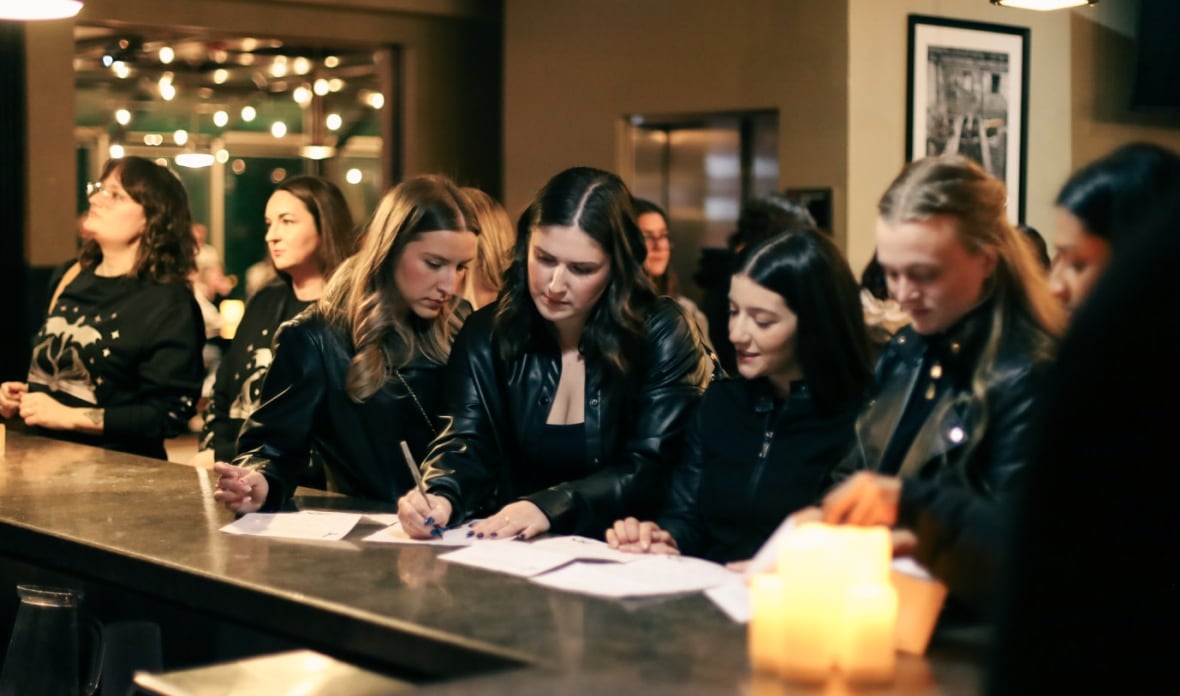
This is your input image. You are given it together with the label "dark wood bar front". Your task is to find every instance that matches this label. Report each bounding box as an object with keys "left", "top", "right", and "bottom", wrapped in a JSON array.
[{"left": 0, "top": 430, "right": 984, "bottom": 693}]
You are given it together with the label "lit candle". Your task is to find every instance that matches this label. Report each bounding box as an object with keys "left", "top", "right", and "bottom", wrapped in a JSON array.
[
  {"left": 776, "top": 525, "right": 837, "bottom": 682},
  {"left": 838, "top": 582, "right": 898, "bottom": 683},
  {"left": 218, "top": 299, "right": 246, "bottom": 340},
  {"left": 748, "top": 573, "right": 787, "bottom": 675}
]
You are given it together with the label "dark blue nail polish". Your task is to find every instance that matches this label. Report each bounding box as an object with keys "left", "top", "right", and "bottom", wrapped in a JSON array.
[
  {"left": 424, "top": 516, "right": 434, "bottom": 526},
  {"left": 515, "top": 533, "right": 525, "bottom": 540},
  {"left": 466, "top": 531, "right": 474, "bottom": 538},
  {"left": 489, "top": 532, "right": 497, "bottom": 538},
  {"left": 476, "top": 532, "right": 484, "bottom": 539},
  {"left": 431, "top": 527, "right": 443, "bottom": 538}
]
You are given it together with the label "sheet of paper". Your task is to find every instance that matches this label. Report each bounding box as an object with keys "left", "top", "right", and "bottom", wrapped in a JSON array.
[
  {"left": 528, "top": 535, "right": 644, "bottom": 563},
  {"left": 439, "top": 541, "right": 575, "bottom": 577},
  {"left": 360, "top": 513, "right": 400, "bottom": 527},
  {"left": 361, "top": 520, "right": 476, "bottom": 547},
  {"left": 220, "top": 511, "right": 361, "bottom": 541},
  {"left": 705, "top": 581, "right": 751, "bottom": 623},
  {"left": 532, "top": 555, "right": 739, "bottom": 598}
]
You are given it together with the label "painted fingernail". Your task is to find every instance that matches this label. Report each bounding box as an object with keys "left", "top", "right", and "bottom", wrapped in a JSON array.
[
  {"left": 515, "top": 533, "right": 525, "bottom": 540},
  {"left": 424, "top": 516, "right": 434, "bottom": 526},
  {"left": 430, "top": 527, "right": 443, "bottom": 538},
  {"left": 489, "top": 532, "right": 498, "bottom": 538},
  {"left": 476, "top": 532, "right": 484, "bottom": 539},
  {"left": 466, "top": 531, "right": 474, "bottom": 538}
]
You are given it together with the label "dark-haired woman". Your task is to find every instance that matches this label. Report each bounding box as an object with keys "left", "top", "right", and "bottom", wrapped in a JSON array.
[
  {"left": 1050, "top": 142, "right": 1180, "bottom": 316},
  {"left": 212, "top": 175, "right": 478, "bottom": 512},
  {"left": 1, "top": 156, "right": 203, "bottom": 459},
  {"left": 398, "top": 166, "right": 715, "bottom": 540},
  {"left": 607, "top": 231, "right": 873, "bottom": 563},
  {"left": 194, "top": 175, "right": 356, "bottom": 466},
  {"left": 634, "top": 198, "right": 708, "bottom": 335}
]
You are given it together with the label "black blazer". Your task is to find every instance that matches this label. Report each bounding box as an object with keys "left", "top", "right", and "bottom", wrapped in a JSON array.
[
  {"left": 422, "top": 299, "right": 716, "bottom": 535},
  {"left": 234, "top": 311, "right": 449, "bottom": 510},
  {"left": 659, "top": 377, "right": 859, "bottom": 563}
]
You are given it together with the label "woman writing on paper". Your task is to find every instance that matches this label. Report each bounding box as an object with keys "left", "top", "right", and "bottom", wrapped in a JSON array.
[
  {"left": 212, "top": 175, "right": 478, "bottom": 512},
  {"left": 607, "top": 230, "right": 874, "bottom": 562},
  {"left": 398, "top": 166, "right": 715, "bottom": 540}
]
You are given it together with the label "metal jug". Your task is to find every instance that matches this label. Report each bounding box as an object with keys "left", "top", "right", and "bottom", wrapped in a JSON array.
[{"left": 0, "top": 585, "right": 101, "bottom": 696}]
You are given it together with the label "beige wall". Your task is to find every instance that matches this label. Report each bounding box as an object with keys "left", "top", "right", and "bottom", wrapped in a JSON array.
[
  {"left": 1069, "top": 11, "right": 1180, "bottom": 169},
  {"left": 503, "top": 0, "right": 850, "bottom": 239},
  {"left": 24, "top": 0, "right": 500, "bottom": 265},
  {"left": 847, "top": 0, "right": 1072, "bottom": 274}
]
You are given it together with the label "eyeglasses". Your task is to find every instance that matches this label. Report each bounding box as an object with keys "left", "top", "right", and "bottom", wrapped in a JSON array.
[
  {"left": 642, "top": 232, "right": 673, "bottom": 247},
  {"left": 86, "top": 181, "right": 130, "bottom": 204}
]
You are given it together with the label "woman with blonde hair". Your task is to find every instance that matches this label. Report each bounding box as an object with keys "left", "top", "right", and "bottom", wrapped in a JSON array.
[
  {"left": 213, "top": 174, "right": 479, "bottom": 512},
  {"left": 460, "top": 187, "right": 515, "bottom": 309},
  {"left": 196, "top": 175, "right": 356, "bottom": 465},
  {"left": 821, "top": 155, "right": 1061, "bottom": 608}
]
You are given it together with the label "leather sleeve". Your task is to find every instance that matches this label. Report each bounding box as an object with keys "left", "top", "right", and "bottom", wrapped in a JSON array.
[
  {"left": 654, "top": 395, "right": 708, "bottom": 555},
  {"left": 526, "top": 302, "right": 714, "bottom": 534},
  {"left": 975, "top": 357, "right": 1050, "bottom": 499},
  {"left": 420, "top": 310, "right": 504, "bottom": 522},
  {"left": 232, "top": 320, "right": 326, "bottom": 511}
]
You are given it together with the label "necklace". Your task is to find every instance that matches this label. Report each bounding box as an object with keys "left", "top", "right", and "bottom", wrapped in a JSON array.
[{"left": 393, "top": 368, "right": 437, "bottom": 437}]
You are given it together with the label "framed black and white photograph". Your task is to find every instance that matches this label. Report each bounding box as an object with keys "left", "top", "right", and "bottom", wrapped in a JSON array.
[{"left": 907, "top": 15, "right": 1030, "bottom": 222}]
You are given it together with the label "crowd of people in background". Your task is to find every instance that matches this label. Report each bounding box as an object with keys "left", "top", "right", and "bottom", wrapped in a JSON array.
[{"left": 3, "top": 141, "right": 1178, "bottom": 689}]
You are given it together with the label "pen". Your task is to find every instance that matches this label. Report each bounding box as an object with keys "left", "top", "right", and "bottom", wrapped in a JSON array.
[{"left": 400, "top": 440, "right": 441, "bottom": 536}]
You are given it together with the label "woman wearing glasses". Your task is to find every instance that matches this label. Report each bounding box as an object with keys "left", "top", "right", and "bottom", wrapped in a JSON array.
[
  {"left": 0, "top": 156, "right": 204, "bottom": 459},
  {"left": 634, "top": 198, "right": 709, "bottom": 337}
]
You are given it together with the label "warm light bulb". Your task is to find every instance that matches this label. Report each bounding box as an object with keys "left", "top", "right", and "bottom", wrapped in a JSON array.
[
  {"left": 111, "top": 61, "right": 131, "bottom": 79},
  {"left": 213, "top": 110, "right": 229, "bottom": 128},
  {"left": 328, "top": 78, "right": 344, "bottom": 93},
  {"left": 326, "top": 113, "right": 342, "bottom": 131},
  {"left": 241, "top": 105, "right": 257, "bottom": 122},
  {"left": 115, "top": 109, "right": 131, "bottom": 126},
  {"left": 213, "top": 68, "right": 229, "bottom": 85},
  {"left": 367, "top": 92, "right": 385, "bottom": 110},
  {"left": 346, "top": 168, "right": 363, "bottom": 185},
  {"left": 313, "top": 79, "right": 330, "bottom": 96},
  {"left": 270, "top": 121, "right": 287, "bottom": 138},
  {"left": 324, "top": 56, "right": 340, "bottom": 68},
  {"left": 173, "top": 130, "right": 189, "bottom": 146},
  {"left": 293, "top": 85, "right": 312, "bottom": 106},
  {"left": 159, "top": 46, "right": 175, "bottom": 64},
  {"left": 109, "top": 144, "right": 125, "bottom": 159},
  {"left": 293, "top": 57, "right": 312, "bottom": 75},
  {"left": 0, "top": 0, "right": 82, "bottom": 20}
]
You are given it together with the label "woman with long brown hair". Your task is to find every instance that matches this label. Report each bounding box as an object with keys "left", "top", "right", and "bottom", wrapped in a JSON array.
[{"left": 213, "top": 174, "right": 478, "bottom": 512}]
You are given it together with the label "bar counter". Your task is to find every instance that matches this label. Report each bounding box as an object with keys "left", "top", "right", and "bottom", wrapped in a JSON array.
[{"left": 0, "top": 430, "right": 984, "bottom": 693}]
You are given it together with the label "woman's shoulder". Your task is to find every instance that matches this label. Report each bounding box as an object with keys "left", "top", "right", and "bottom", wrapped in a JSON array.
[{"left": 644, "top": 296, "right": 697, "bottom": 338}]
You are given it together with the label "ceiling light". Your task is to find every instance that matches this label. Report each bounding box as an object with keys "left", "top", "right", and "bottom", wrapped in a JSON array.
[
  {"left": 293, "top": 57, "right": 312, "bottom": 75},
  {"left": 313, "top": 79, "right": 330, "bottom": 96},
  {"left": 213, "top": 110, "right": 229, "bottom": 128},
  {"left": 213, "top": 68, "right": 229, "bottom": 85},
  {"left": 173, "top": 130, "right": 189, "bottom": 146},
  {"left": 345, "top": 168, "right": 363, "bottom": 185},
  {"left": 325, "top": 113, "right": 342, "bottom": 131},
  {"left": 241, "top": 106, "right": 257, "bottom": 122},
  {"left": 328, "top": 78, "right": 345, "bottom": 93},
  {"left": 324, "top": 56, "right": 340, "bottom": 68},
  {"left": 159, "top": 46, "right": 174, "bottom": 64},
  {"left": 108, "top": 143, "right": 125, "bottom": 159},
  {"left": 175, "top": 151, "right": 215, "bottom": 168},
  {"left": 293, "top": 85, "right": 312, "bottom": 106},
  {"left": 990, "top": 0, "right": 1095, "bottom": 9},
  {"left": 0, "top": 0, "right": 83, "bottom": 20},
  {"left": 111, "top": 61, "right": 131, "bottom": 79},
  {"left": 115, "top": 109, "right": 131, "bottom": 126},
  {"left": 270, "top": 121, "right": 287, "bottom": 138},
  {"left": 300, "top": 145, "right": 336, "bottom": 160},
  {"left": 159, "top": 83, "right": 177, "bottom": 101}
]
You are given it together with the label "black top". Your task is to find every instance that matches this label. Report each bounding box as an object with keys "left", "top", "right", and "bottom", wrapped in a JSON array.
[
  {"left": 422, "top": 299, "right": 716, "bottom": 536},
  {"left": 233, "top": 308, "right": 463, "bottom": 510},
  {"left": 658, "top": 377, "right": 859, "bottom": 563},
  {"left": 25, "top": 265, "right": 204, "bottom": 459},
  {"left": 521, "top": 423, "right": 590, "bottom": 494},
  {"left": 200, "top": 279, "right": 313, "bottom": 461}
]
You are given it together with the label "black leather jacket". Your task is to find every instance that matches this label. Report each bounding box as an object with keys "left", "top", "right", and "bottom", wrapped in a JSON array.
[
  {"left": 659, "top": 377, "right": 859, "bottom": 563},
  {"left": 846, "top": 303, "right": 1055, "bottom": 500},
  {"left": 422, "top": 299, "right": 716, "bottom": 535},
  {"left": 234, "top": 311, "right": 449, "bottom": 510}
]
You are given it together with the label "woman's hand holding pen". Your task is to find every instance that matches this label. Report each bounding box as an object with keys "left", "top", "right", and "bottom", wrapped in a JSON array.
[
  {"left": 605, "top": 517, "right": 680, "bottom": 555},
  {"left": 398, "top": 490, "right": 453, "bottom": 539},
  {"left": 212, "top": 462, "right": 268, "bottom": 513}
]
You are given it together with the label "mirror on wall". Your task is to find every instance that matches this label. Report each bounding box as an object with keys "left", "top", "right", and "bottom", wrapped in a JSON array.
[{"left": 73, "top": 25, "right": 390, "bottom": 296}]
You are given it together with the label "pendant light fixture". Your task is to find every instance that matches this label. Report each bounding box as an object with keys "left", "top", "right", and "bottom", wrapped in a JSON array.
[
  {"left": 0, "top": 1, "right": 83, "bottom": 20},
  {"left": 990, "top": 0, "right": 1097, "bottom": 10}
]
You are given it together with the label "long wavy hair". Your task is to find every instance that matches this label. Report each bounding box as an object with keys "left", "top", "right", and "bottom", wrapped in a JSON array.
[
  {"left": 80, "top": 156, "right": 195, "bottom": 284},
  {"left": 737, "top": 231, "right": 874, "bottom": 415},
  {"left": 877, "top": 155, "right": 1063, "bottom": 466},
  {"left": 460, "top": 187, "right": 515, "bottom": 308},
  {"left": 272, "top": 175, "right": 357, "bottom": 281},
  {"left": 494, "top": 166, "right": 656, "bottom": 384},
  {"left": 317, "top": 174, "right": 479, "bottom": 403}
]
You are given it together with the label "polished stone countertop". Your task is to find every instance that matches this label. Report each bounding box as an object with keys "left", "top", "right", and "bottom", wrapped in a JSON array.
[{"left": 0, "top": 429, "right": 983, "bottom": 694}]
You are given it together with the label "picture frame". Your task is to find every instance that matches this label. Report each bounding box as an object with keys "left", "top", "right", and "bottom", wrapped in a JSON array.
[{"left": 906, "top": 14, "right": 1030, "bottom": 222}]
